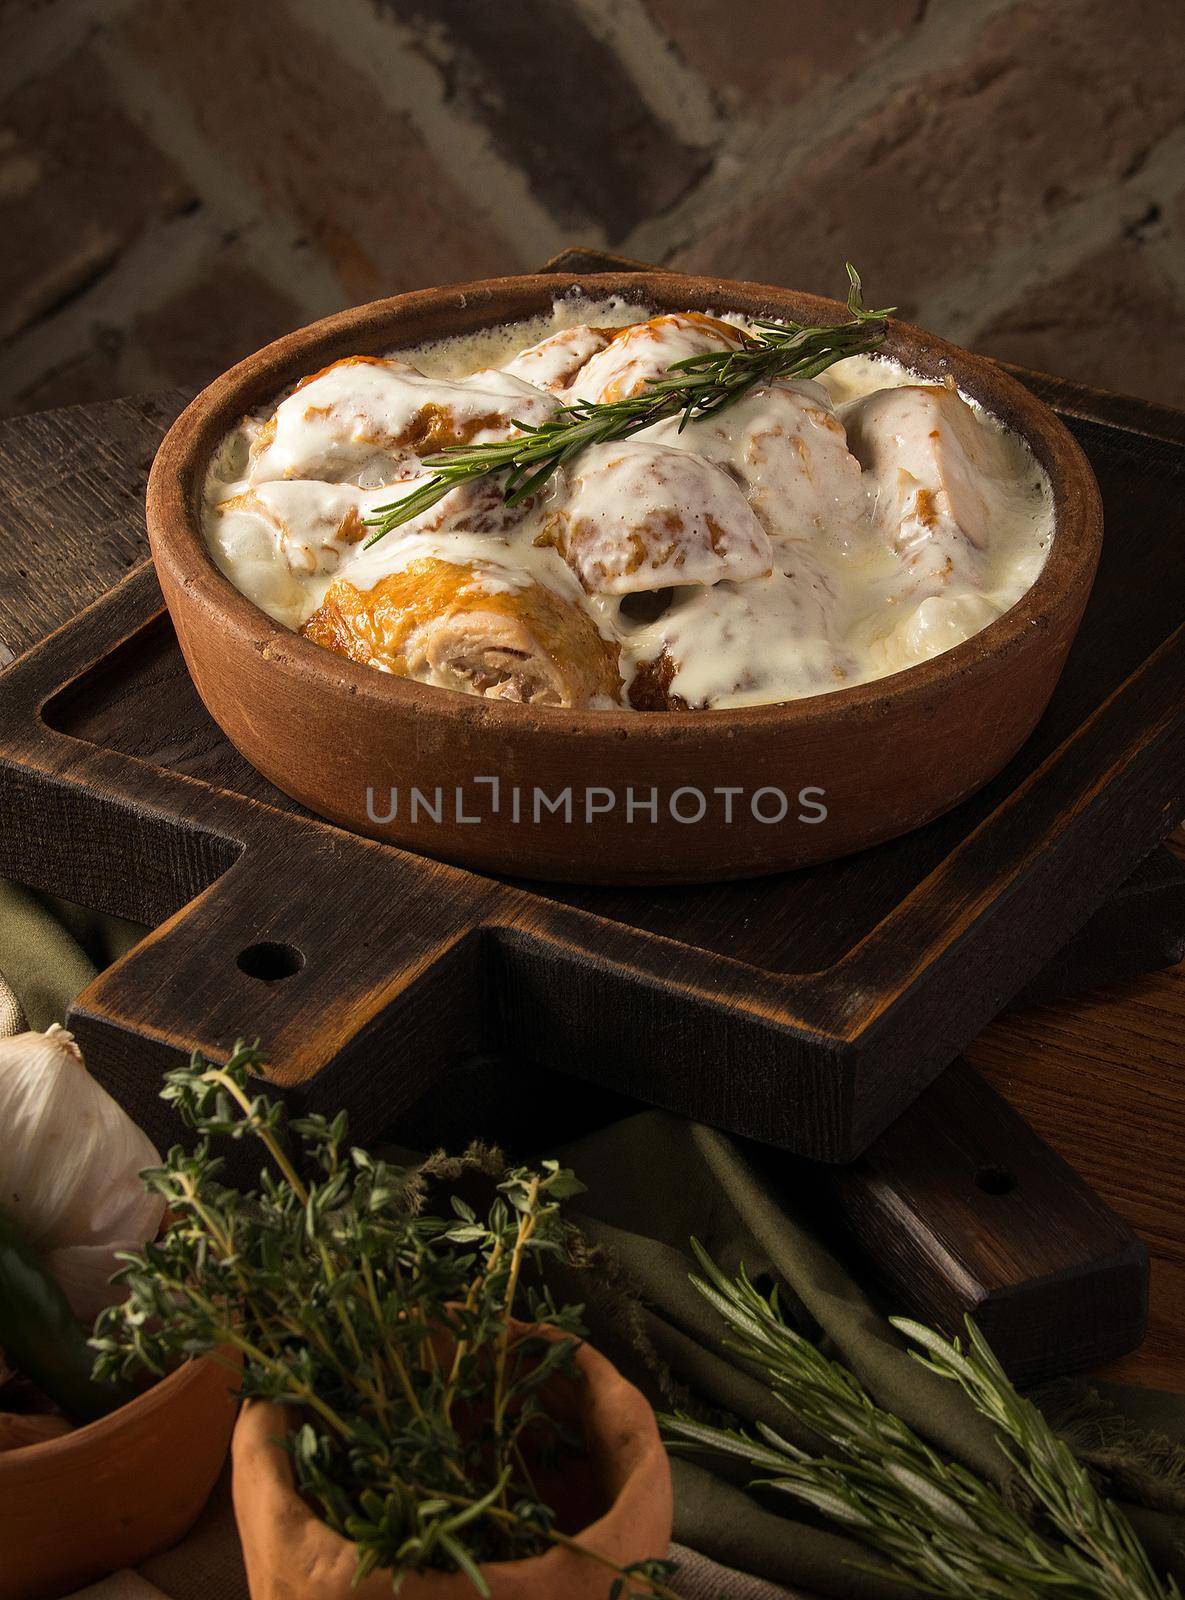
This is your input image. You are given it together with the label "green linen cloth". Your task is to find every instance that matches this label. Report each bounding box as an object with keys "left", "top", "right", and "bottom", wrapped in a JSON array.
[
  {"left": 0, "top": 880, "right": 142, "bottom": 1032},
  {"left": 4, "top": 881, "right": 1185, "bottom": 1600},
  {"left": 555, "top": 1116, "right": 1185, "bottom": 1595}
]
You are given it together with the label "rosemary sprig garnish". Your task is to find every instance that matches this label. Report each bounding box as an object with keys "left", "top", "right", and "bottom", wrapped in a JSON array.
[
  {"left": 662, "top": 1242, "right": 1178, "bottom": 1600},
  {"left": 362, "top": 264, "right": 893, "bottom": 547}
]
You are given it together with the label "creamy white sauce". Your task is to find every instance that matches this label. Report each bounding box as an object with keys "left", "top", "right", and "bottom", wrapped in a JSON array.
[
  {"left": 549, "top": 437, "right": 773, "bottom": 595},
  {"left": 202, "top": 294, "right": 1054, "bottom": 710}
]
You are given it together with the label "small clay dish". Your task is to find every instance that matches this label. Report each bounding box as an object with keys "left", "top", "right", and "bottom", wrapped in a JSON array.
[
  {"left": 231, "top": 1321, "right": 673, "bottom": 1600},
  {"left": 0, "top": 1353, "right": 239, "bottom": 1600},
  {"left": 146, "top": 272, "right": 1102, "bottom": 884}
]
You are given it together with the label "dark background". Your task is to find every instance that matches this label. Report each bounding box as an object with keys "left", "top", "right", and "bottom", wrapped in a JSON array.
[{"left": 2, "top": 0, "right": 1183, "bottom": 417}]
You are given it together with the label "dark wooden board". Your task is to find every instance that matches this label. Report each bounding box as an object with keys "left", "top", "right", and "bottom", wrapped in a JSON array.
[
  {"left": 2, "top": 261, "right": 1184, "bottom": 1376},
  {"left": 5, "top": 384, "right": 1184, "bottom": 1161},
  {"left": 395, "top": 1047, "right": 1150, "bottom": 1383}
]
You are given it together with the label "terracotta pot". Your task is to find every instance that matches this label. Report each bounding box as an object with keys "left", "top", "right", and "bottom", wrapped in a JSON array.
[
  {"left": 232, "top": 1324, "right": 673, "bottom": 1600},
  {"left": 0, "top": 1353, "right": 240, "bottom": 1600},
  {"left": 147, "top": 271, "right": 1103, "bottom": 884}
]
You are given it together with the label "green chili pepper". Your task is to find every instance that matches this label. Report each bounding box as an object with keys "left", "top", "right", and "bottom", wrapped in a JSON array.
[{"left": 0, "top": 1210, "right": 134, "bottom": 1424}]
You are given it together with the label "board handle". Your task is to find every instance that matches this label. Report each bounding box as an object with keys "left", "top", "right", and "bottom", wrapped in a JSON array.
[
  {"left": 388, "top": 1050, "right": 1148, "bottom": 1384},
  {"left": 65, "top": 833, "right": 499, "bottom": 1160},
  {"left": 816, "top": 1058, "right": 1147, "bottom": 1381}
]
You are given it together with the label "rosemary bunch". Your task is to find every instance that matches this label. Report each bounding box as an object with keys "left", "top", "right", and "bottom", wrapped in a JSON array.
[
  {"left": 898, "top": 1317, "right": 1175, "bottom": 1600},
  {"left": 362, "top": 264, "right": 893, "bottom": 547},
  {"left": 90, "top": 1046, "right": 677, "bottom": 1598},
  {"left": 662, "top": 1242, "right": 1177, "bottom": 1600}
]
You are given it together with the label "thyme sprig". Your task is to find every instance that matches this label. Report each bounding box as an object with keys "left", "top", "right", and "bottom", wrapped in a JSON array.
[
  {"left": 662, "top": 1242, "right": 1178, "bottom": 1600},
  {"left": 362, "top": 264, "right": 893, "bottom": 547},
  {"left": 90, "top": 1045, "right": 678, "bottom": 1598}
]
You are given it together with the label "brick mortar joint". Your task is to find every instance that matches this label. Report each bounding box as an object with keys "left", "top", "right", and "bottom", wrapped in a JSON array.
[{"left": 621, "top": 0, "right": 1020, "bottom": 259}]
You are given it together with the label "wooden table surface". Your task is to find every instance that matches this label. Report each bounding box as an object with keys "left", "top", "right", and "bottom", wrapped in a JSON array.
[{"left": 0, "top": 383, "right": 1182, "bottom": 1393}]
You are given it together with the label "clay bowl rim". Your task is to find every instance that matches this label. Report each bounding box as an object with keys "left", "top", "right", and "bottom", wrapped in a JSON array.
[
  {"left": 147, "top": 270, "right": 1103, "bottom": 741},
  {"left": 0, "top": 1351, "right": 230, "bottom": 1473}
]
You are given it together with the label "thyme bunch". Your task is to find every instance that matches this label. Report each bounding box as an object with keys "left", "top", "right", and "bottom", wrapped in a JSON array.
[
  {"left": 362, "top": 264, "right": 893, "bottom": 547},
  {"left": 90, "top": 1045, "right": 677, "bottom": 1598},
  {"left": 663, "top": 1242, "right": 1178, "bottom": 1600}
]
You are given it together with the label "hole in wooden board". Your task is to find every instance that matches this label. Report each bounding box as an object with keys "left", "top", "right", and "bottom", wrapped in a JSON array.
[
  {"left": 976, "top": 1165, "right": 1018, "bottom": 1196},
  {"left": 237, "top": 941, "right": 305, "bottom": 982}
]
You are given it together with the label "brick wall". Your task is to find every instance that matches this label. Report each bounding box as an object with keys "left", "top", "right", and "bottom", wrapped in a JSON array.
[{"left": 2, "top": 0, "right": 1183, "bottom": 416}]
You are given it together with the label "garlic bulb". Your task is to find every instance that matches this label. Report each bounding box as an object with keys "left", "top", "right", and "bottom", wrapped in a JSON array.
[{"left": 0, "top": 1025, "right": 164, "bottom": 1321}]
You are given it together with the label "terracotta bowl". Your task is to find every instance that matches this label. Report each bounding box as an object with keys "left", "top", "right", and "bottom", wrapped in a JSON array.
[
  {"left": 231, "top": 1322, "right": 673, "bottom": 1600},
  {"left": 0, "top": 1353, "right": 240, "bottom": 1600},
  {"left": 146, "top": 272, "right": 1102, "bottom": 885}
]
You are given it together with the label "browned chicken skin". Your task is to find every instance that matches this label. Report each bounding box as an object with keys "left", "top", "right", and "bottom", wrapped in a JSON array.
[
  {"left": 301, "top": 558, "right": 622, "bottom": 709},
  {"left": 248, "top": 356, "right": 557, "bottom": 482},
  {"left": 568, "top": 312, "right": 745, "bottom": 405}
]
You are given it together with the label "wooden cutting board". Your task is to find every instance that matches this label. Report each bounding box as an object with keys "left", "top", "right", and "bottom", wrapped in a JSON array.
[{"left": 2, "top": 260, "right": 1184, "bottom": 1378}]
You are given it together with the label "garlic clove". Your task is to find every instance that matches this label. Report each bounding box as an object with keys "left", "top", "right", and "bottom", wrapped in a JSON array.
[
  {"left": 43, "top": 1241, "right": 154, "bottom": 1319},
  {"left": 0, "top": 1025, "right": 164, "bottom": 1321}
]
